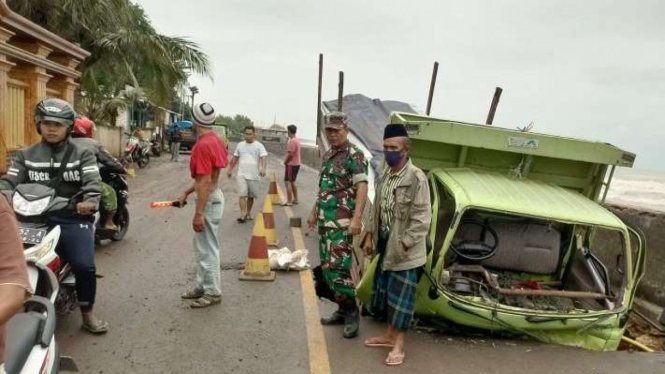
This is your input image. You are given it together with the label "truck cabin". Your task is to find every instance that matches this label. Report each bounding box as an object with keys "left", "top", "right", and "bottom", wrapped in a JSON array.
[{"left": 390, "top": 112, "right": 644, "bottom": 314}]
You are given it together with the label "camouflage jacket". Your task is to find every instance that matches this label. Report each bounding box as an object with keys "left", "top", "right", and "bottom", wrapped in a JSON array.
[{"left": 317, "top": 140, "right": 368, "bottom": 228}]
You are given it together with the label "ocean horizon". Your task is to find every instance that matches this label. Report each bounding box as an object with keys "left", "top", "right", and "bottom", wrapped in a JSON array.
[{"left": 606, "top": 168, "right": 665, "bottom": 213}]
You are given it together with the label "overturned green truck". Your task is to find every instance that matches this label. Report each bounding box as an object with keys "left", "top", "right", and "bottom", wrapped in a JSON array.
[{"left": 355, "top": 112, "right": 646, "bottom": 351}]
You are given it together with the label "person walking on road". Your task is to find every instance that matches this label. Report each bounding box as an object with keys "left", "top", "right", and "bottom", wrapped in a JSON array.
[
  {"left": 177, "top": 103, "right": 228, "bottom": 308},
  {"left": 0, "top": 195, "right": 32, "bottom": 371},
  {"left": 362, "top": 124, "right": 431, "bottom": 366},
  {"left": 170, "top": 126, "right": 182, "bottom": 162},
  {"left": 282, "top": 124, "right": 301, "bottom": 206},
  {"left": 227, "top": 126, "right": 267, "bottom": 223},
  {"left": 307, "top": 111, "right": 369, "bottom": 339}
]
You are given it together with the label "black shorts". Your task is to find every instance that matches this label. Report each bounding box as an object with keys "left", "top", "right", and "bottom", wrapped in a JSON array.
[{"left": 285, "top": 165, "right": 300, "bottom": 182}]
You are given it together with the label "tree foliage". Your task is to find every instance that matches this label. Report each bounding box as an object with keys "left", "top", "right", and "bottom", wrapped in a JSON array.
[
  {"left": 8, "top": 0, "right": 212, "bottom": 125},
  {"left": 215, "top": 114, "right": 255, "bottom": 134}
]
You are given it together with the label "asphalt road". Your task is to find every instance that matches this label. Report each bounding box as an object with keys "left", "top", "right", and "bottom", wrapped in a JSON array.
[{"left": 55, "top": 150, "right": 665, "bottom": 374}]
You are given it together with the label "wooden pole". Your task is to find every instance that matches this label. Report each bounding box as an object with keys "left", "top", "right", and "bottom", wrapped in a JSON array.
[
  {"left": 316, "top": 54, "right": 323, "bottom": 144},
  {"left": 486, "top": 87, "right": 503, "bottom": 125},
  {"left": 337, "top": 71, "right": 344, "bottom": 111},
  {"left": 426, "top": 61, "right": 439, "bottom": 115}
]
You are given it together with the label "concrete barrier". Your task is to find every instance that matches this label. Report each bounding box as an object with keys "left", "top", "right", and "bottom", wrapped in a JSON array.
[{"left": 606, "top": 205, "right": 665, "bottom": 307}]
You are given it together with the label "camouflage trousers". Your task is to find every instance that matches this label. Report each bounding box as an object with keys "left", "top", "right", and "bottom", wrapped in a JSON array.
[{"left": 318, "top": 227, "right": 355, "bottom": 304}]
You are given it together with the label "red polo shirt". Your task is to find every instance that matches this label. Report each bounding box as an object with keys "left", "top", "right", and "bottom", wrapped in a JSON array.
[{"left": 190, "top": 131, "right": 228, "bottom": 178}]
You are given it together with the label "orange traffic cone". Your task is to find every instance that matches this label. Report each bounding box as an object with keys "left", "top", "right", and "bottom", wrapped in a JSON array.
[
  {"left": 239, "top": 214, "right": 276, "bottom": 282},
  {"left": 268, "top": 173, "right": 280, "bottom": 204},
  {"left": 262, "top": 198, "right": 278, "bottom": 247}
]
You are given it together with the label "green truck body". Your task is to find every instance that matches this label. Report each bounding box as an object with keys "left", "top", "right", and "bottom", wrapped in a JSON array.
[{"left": 355, "top": 112, "right": 646, "bottom": 351}]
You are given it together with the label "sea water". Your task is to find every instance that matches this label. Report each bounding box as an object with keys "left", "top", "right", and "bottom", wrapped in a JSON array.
[{"left": 607, "top": 168, "right": 665, "bottom": 213}]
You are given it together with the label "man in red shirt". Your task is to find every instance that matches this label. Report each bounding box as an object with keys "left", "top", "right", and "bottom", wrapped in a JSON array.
[
  {"left": 177, "top": 102, "right": 228, "bottom": 308},
  {"left": 283, "top": 124, "right": 301, "bottom": 206}
]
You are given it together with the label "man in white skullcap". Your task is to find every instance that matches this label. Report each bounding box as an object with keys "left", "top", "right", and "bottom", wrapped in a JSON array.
[{"left": 177, "top": 103, "right": 229, "bottom": 308}]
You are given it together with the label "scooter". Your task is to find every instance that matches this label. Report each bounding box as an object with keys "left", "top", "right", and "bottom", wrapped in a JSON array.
[
  {"left": 2, "top": 184, "right": 80, "bottom": 373},
  {"left": 3, "top": 184, "right": 86, "bottom": 316},
  {"left": 150, "top": 134, "right": 162, "bottom": 157},
  {"left": 95, "top": 172, "right": 130, "bottom": 243},
  {"left": 3, "top": 263, "right": 67, "bottom": 374},
  {"left": 122, "top": 133, "right": 150, "bottom": 169}
]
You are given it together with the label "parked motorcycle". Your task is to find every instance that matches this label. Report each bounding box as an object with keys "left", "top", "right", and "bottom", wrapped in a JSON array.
[
  {"left": 95, "top": 172, "right": 130, "bottom": 243},
  {"left": 150, "top": 134, "right": 162, "bottom": 157},
  {"left": 122, "top": 132, "right": 150, "bottom": 169}
]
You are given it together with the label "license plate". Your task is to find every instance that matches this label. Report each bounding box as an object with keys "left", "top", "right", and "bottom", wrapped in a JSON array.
[{"left": 20, "top": 227, "right": 47, "bottom": 245}]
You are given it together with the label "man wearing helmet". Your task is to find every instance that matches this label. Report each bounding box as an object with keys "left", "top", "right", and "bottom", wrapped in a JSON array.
[
  {"left": 0, "top": 98, "right": 109, "bottom": 334},
  {"left": 71, "top": 116, "right": 127, "bottom": 230}
]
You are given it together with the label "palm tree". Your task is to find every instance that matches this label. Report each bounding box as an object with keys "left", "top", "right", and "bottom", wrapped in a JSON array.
[{"left": 8, "top": 0, "right": 212, "bottom": 124}]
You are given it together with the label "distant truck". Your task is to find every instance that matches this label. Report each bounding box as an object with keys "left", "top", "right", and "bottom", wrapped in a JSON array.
[{"left": 167, "top": 121, "right": 228, "bottom": 151}]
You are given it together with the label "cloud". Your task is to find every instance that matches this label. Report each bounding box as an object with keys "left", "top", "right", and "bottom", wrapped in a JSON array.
[{"left": 136, "top": 0, "right": 665, "bottom": 171}]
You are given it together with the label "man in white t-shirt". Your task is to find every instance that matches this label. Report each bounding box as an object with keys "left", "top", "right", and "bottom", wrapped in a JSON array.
[{"left": 227, "top": 125, "right": 268, "bottom": 223}]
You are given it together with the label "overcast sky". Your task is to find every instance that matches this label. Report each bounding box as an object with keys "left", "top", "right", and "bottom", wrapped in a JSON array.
[{"left": 136, "top": 0, "right": 664, "bottom": 171}]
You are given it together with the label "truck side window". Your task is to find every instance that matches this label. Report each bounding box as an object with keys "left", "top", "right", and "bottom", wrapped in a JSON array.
[{"left": 432, "top": 179, "right": 456, "bottom": 263}]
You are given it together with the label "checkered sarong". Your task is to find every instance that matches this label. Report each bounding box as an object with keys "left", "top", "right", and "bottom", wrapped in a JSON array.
[{"left": 371, "top": 260, "right": 419, "bottom": 331}]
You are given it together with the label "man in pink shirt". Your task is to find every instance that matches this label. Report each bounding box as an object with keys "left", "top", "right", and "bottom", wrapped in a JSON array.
[{"left": 283, "top": 124, "right": 301, "bottom": 206}]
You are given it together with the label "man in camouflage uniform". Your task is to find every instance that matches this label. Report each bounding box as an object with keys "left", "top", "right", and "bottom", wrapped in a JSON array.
[{"left": 308, "top": 111, "right": 369, "bottom": 338}]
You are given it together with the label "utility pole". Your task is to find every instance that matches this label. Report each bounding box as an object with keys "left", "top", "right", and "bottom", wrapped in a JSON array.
[
  {"left": 337, "top": 71, "right": 344, "bottom": 111},
  {"left": 426, "top": 61, "right": 439, "bottom": 116},
  {"left": 189, "top": 86, "right": 199, "bottom": 111},
  {"left": 316, "top": 54, "right": 323, "bottom": 146},
  {"left": 486, "top": 87, "right": 503, "bottom": 125}
]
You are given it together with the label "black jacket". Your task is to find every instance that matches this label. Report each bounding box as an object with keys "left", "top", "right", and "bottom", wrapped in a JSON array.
[
  {"left": 71, "top": 137, "right": 125, "bottom": 179},
  {"left": 0, "top": 139, "right": 102, "bottom": 209}
]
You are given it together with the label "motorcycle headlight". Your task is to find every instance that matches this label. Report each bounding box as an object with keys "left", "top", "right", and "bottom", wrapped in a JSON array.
[
  {"left": 13, "top": 194, "right": 51, "bottom": 216},
  {"left": 25, "top": 239, "right": 55, "bottom": 262}
]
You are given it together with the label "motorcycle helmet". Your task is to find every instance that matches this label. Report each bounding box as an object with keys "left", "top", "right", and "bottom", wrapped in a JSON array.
[
  {"left": 72, "top": 116, "right": 95, "bottom": 138},
  {"left": 35, "top": 98, "right": 76, "bottom": 135}
]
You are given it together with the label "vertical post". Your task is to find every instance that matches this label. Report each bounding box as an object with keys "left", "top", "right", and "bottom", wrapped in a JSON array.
[
  {"left": 601, "top": 165, "right": 617, "bottom": 203},
  {"left": 316, "top": 54, "right": 323, "bottom": 145},
  {"left": 337, "top": 71, "right": 344, "bottom": 111},
  {"left": 486, "top": 87, "right": 503, "bottom": 125},
  {"left": 426, "top": 61, "right": 439, "bottom": 116}
]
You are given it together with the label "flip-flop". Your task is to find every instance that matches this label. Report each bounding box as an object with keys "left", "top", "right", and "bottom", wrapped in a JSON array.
[
  {"left": 190, "top": 295, "right": 222, "bottom": 308},
  {"left": 245, "top": 216, "right": 253, "bottom": 221},
  {"left": 385, "top": 351, "right": 405, "bottom": 366},
  {"left": 281, "top": 203, "right": 293, "bottom": 207},
  {"left": 181, "top": 288, "right": 204, "bottom": 300},
  {"left": 82, "top": 320, "right": 109, "bottom": 334},
  {"left": 237, "top": 217, "right": 246, "bottom": 223},
  {"left": 364, "top": 337, "right": 395, "bottom": 348}
]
